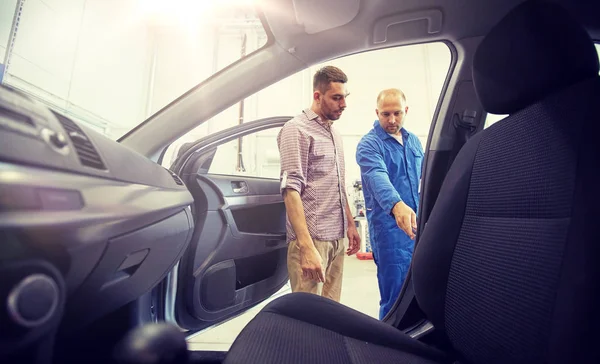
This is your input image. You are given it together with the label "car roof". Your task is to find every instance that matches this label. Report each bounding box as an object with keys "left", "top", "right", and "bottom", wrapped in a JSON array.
[{"left": 263, "top": 0, "right": 599, "bottom": 67}]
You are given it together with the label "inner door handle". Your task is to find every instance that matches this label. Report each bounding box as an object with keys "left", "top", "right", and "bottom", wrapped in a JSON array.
[{"left": 231, "top": 181, "right": 248, "bottom": 194}]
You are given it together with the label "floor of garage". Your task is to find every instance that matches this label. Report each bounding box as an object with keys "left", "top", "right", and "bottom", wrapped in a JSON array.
[{"left": 187, "top": 254, "right": 380, "bottom": 351}]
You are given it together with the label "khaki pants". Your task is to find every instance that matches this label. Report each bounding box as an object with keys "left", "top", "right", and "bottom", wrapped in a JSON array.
[{"left": 287, "top": 239, "right": 345, "bottom": 302}]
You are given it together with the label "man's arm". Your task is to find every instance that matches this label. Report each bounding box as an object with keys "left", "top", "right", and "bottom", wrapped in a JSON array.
[
  {"left": 282, "top": 189, "right": 311, "bottom": 244},
  {"left": 277, "top": 123, "right": 324, "bottom": 282},
  {"left": 344, "top": 200, "right": 361, "bottom": 255},
  {"left": 356, "top": 139, "right": 416, "bottom": 239},
  {"left": 282, "top": 189, "right": 324, "bottom": 282}
]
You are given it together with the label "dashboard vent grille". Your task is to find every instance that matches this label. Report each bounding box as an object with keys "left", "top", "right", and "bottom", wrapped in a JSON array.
[
  {"left": 165, "top": 168, "right": 184, "bottom": 186},
  {"left": 0, "top": 105, "right": 34, "bottom": 127},
  {"left": 53, "top": 112, "right": 106, "bottom": 170}
]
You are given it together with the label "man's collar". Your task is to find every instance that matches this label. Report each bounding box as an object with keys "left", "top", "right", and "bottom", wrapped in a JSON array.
[
  {"left": 373, "top": 120, "right": 408, "bottom": 140},
  {"left": 304, "top": 108, "right": 333, "bottom": 129}
]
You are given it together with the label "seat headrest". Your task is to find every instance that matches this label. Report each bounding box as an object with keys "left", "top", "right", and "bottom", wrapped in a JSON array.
[{"left": 473, "top": 0, "right": 599, "bottom": 115}]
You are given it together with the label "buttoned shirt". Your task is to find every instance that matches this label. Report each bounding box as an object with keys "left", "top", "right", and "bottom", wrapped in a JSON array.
[{"left": 277, "top": 108, "right": 348, "bottom": 243}]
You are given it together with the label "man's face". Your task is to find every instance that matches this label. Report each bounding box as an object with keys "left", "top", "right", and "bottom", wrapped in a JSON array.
[
  {"left": 316, "top": 82, "right": 348, "bottom": 121},
  {"left": 376, "top": 95, "right": 408, "bottom": 135}
]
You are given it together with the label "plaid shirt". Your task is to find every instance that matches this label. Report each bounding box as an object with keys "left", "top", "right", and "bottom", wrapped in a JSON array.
[{"left": 277, "top": 108, "right": 348, "bottom": 243}]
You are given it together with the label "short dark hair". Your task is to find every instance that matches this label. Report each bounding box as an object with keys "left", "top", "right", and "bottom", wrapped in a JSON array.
[{"left": 313, "top": 66, "right": 348, "bottom": 93}]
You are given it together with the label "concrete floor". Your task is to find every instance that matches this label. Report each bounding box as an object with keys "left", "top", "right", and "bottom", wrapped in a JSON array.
[{"left": 187, "top": 254, "right": 380, "bottom": 351}]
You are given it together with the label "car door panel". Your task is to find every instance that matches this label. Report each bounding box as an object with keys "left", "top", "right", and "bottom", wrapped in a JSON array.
[
  {"left": 177, "top": 173, "right": 288, "bottom": 325},
  {"left": 168, "top": 120, "right": 291, "bottom": 330}
]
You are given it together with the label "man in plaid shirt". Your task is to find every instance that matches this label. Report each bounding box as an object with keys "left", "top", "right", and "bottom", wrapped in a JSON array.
[{"left": 277, "top": 66, "right": 361, "bottom": 302}]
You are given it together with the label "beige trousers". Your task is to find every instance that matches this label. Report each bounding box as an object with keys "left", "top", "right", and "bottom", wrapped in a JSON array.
[{"left": 287, "top": 239, "right": 345, "bottom": 302}]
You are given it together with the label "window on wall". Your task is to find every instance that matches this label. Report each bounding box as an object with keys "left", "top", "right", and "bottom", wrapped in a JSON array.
[{"left": 0, "top": 0, "right": 268, "bottom": 140}]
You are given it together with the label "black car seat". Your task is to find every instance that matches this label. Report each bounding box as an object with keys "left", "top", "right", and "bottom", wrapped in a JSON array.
[{"left": 222, "top": 1, "right": 600, "bottom": 363}]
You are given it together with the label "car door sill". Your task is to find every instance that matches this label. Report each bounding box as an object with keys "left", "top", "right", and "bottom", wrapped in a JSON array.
[{"left": 407, "top": 320, "right": 434, "bottom": 339}]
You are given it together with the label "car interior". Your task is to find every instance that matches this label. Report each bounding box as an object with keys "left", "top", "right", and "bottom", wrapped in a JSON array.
[{"left": 0, "top": 0, "right": 599, "bottom": 363}]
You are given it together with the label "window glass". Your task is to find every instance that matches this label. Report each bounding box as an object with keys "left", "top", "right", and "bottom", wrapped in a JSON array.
[
  {"left": 208, "top": 127, "right": 282, "bottom": 179},
  {"left": 0, "top": 0, "right": 267, "bottom": 139}
]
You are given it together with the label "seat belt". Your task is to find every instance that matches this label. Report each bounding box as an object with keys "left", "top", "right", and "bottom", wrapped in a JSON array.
[{"left": 447, "top": 109, "right": 478, "bottom": 170}]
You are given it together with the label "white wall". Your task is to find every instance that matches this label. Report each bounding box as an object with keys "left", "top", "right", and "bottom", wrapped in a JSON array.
[
  {"left": 8, "top": 0, "right": 86, "bottom": 106},
  {"left": 148, "top": 27, "right": 216, "bottom": 117},
  {"left": 0, "top": 0, "right": 18, "bottom": 62},
  {"left": 3, "top": 0, "right": 152, "bottom": 136},
  {"left": 2, "top": 0, "right": 267, "bottom": 140},
  {"left": 69, "top": 0, "right": 151, "bottom": 137}
]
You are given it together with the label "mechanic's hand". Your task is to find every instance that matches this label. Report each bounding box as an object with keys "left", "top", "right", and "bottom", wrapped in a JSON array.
[
  {"left": 346, "top": 226, "right": 361, "bottom": 256},
  {"left": 392, "top": 201, "right": 417, "bottom": 240},
  {"left": 299, "top": 241, "right": 325, "bottom": 283}
]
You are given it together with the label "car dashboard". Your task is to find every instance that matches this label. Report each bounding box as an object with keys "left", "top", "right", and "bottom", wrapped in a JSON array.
[{"left": 0, "top": 84, "right": 194, "bottom": 362}]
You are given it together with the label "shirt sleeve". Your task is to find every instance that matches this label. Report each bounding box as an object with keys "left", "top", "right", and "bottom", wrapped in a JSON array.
[
  {"left": 277, "top": 122, "right": 310, "bottom": 195},
  {"left": 415, "top": 135, "right": 424, "bottom": 154},
  {"left": 356, "top": 138, "right": 402, "bottom": 215},
  {"left": 335, "top": 131, "right": 348, "bottom": 198}
]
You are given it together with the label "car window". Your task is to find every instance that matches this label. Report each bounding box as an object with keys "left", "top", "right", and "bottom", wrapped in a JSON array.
[
  {"left": 208, "top": 127, "right": 282, "bottom": 179},
  {"left": 0, "top": 0, "right": 268, "bottom": 140},
  {"left": 484, "top": 113, "right": 508, "bottom": 128}
]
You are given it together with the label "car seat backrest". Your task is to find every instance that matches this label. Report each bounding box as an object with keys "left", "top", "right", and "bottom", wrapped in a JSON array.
[{"left": 412, "top": 1, "right": 600, "bottom": 363}]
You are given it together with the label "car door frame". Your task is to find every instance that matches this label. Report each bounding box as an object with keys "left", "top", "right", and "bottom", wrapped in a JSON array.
[
  {"left": 150, "top": 39, "right": 468, "bottom": 338},
  {"left": 154, "top": 116, "right": 292, "bottom": 333},
  {"left": 383, "top": 37, "right": 488, "bottom": 340}
]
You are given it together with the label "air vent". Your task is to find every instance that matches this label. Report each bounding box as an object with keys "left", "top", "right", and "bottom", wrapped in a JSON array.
[
  {"left": 0, "top": 105, "right": 34, "bottom": 127},
  {"left": 52, "top": 112, "right": 106, "bottom": 170},
  {"left": 164, "top": 168, "right": 184, "bottom": 186}
]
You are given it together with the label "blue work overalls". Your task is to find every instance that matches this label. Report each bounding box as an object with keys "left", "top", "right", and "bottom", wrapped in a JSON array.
[{"left": 356, "top": 120, "right": 424, "bottom": 320}]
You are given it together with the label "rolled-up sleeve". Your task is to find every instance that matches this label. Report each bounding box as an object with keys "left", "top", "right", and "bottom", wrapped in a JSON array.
[
  {"left": 356, "top": 138, "right": 401, "bottom": 214},
  {"left": 277, "top": 122, "right": 310, "bottom": 195}
]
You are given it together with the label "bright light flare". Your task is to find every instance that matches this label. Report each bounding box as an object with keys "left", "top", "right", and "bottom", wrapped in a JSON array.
[{"left": 137, "top": 0, "right": 257, "bottom": 29}]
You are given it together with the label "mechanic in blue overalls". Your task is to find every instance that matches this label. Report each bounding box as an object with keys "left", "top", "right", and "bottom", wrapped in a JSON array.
[{"left": 356, "top": 88, "right": 424, "bottom": 320}]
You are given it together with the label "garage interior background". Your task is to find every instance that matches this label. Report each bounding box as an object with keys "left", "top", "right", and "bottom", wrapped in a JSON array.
[{"left": 1, "top": 0, "right": 453, "bottom": 211}]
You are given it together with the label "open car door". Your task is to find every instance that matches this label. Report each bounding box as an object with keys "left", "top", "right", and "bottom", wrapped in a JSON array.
[{"left": 158, "top": 117, "right": 292, "bottom": 332}]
